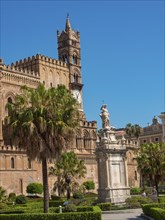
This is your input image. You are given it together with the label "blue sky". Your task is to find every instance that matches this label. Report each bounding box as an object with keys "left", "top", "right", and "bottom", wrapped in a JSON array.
[{"left": 1, "top": 0, "right": 164, "bottom": 129}]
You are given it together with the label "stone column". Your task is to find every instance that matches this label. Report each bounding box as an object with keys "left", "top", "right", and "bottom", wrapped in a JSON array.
[{"left": 124, "top": 155, "right": 129, "bottom": 187}]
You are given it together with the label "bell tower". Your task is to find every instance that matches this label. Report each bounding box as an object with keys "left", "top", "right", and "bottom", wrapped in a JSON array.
[{"left": 57, "top": 15, "right": 83, "bottom": 111}]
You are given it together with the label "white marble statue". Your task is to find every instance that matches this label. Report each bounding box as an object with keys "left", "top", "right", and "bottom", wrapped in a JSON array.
[{"left": 100, "top": 104, "right": 110, "bottom": 129}]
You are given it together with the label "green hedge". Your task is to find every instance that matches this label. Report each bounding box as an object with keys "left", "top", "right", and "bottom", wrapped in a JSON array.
[
  {"left": 142, "top": 203, "right": 165, "bottom": 220},
  {"left": 97, "top": 202, "right": 112, "bottom": 211},
  {"left": 130, "top": 187, "right": 141, "bottom": 195},
  {"left": 0, "top": 206, "right": 101, "bottom": 220},
  {"left": 49, "top": 200, "right": 64, "bottom": 207},
  {"left": 150, "top": 207, "right": 165, "bottom": 220},
  {"left": 77, "top": 206, "right": 93, "bottom": 212},
  {"left": 158, "top": 196, "right": 165, "bottom": 203}
]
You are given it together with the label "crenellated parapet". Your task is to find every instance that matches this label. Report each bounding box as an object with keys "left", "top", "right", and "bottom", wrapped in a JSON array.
[
  {"left": 0, "top": 145, "right": 26, "bottom": 153},
  {"left": 12, "top": 54, "right": 68, "bottom": 70},
  {"left": 2, "top": 64, "right": 39, "bottom": 78},
  {"left": 81, "top": 120, "right": 97, "bottom": 128},
  {"left": 1, "top": 65, "right": 40, "bottom": 87}
]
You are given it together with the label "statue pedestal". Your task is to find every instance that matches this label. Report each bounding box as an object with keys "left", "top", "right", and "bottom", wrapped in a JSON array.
[{"left": 96, "top": 129, "right": 130, "bottom": 204}]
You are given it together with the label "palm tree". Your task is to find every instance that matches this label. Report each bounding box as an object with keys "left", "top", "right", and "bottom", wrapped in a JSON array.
[
  {"left": 49, "top": 151, "right": 86, "bottom": 199},
  {"left": 125, "top": 123, "right": 134, "bottom": 140},
  {"left": 136, "top": 143, "right": 165, "bottom": 195},
  {"left": 125, "top": 123, "right": 141, "bottom": 142},
  {"left": 6, "top": 84, "right": 79, "bottom": 213},
  {"left": 134, "top": 124, "right": 141, "bottom": 140}
]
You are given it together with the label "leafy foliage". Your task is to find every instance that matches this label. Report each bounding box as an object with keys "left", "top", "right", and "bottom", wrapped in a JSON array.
[
  {"left": 73, "top": 191, "right": 84, "bottom": 199},
  {"left": 0, "top": 186, "right": 6, "bottom": 202},
  {"left": 130, "top": 187, "right": 141, "bottom": 195},
  {"left": 8, "top": 193, "right": 16, "bottom": 202},
  {"left": 26, "top": 183, "right": 43, "bottom": 195},
  {"left": 125, "top": 123, "right": 141, "bottom": 139},
  {"left": 6, "top": 84, "right": 79, "bottom": 213},
  {"left": 15, "top": 195, "right": 28, "bottom": 204},
  {"left": 49, "top": 151, "right": 86, "bottom": 198},
  {"left": 64, "top": 204, "right": 77, "bottom": 212},
  {"left": 83, "top": 181, "right": 95, "bottom": 192},
  {"left": 136, "top": 143, "right": 165, "bottom": 194}
]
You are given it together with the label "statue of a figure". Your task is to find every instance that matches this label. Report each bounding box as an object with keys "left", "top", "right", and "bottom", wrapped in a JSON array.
[{"left": 100, "top": 104, "right": 110, "bottom": 129}]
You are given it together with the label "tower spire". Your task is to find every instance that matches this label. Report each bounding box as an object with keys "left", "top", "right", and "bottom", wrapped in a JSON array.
[{"left": 65, "top": 13, "right": 71, "bottom": 32}]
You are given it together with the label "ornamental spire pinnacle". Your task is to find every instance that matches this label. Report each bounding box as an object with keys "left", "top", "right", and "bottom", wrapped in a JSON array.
[{"left": 65, "top": 13, "right": 72, "bottom": 32}]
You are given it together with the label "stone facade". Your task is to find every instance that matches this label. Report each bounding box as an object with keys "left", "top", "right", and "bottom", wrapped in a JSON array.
[
  {"left": 0, "top": 17, "right": 98, "bottom": 195},
  {"left": 139, "top": 116, "right": 163, "bottom": 145}
]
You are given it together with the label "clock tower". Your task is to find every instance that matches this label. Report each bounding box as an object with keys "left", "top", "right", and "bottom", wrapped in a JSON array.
[{"left": 57, "top": 15, "right": 83, "bottom": 111}]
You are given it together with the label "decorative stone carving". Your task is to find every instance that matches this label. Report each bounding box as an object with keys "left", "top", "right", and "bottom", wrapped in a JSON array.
[
  {"left": 100, "top": 104, "right": 110, "bottom": 129},
  {"left": 96, "top": 105, "right": 130, "bottom": 204}
]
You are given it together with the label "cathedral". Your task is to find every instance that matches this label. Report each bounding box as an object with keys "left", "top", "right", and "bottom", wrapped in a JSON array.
[
  {"left": 1, "top": 16, "right": 162, "bottom": 195},
  {"left": 0, "top": 16, "right": 98, "bottom": 195}
]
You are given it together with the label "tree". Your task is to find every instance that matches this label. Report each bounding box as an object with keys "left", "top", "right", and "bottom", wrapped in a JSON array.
[
  {"left": 125, "top": 123, "right": 141, "bottom": 140},
  {"left": 134, "top": 124, "right": 141, "bottom": 140},
  {"left": 49, "top": 151, "right": 86, "bottom": 199},
  {"left": 136, "top": 143, "right": 165, "bottom": 194},
  {"left": 0, "top": 186, "right": 6, "bottom": 202},
  {"left": 125, "top": 123, "right": 134, "bottom": 140},
  {"left": 83, "top": 180, "right": 95, "bottom": 192},
  {"left": 6, "top": 84, "right": 79, "bottom": 212},
  {"left": 26, "top": 183, "right": 43, "bottom": 195}
]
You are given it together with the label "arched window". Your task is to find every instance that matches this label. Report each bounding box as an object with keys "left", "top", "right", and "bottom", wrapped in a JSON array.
[
  {"left": 83, "top": 130, "right": 90, "bottom": 150},
  {"left": 73, "top": 73, "right": 79, "bottom": 83},
  {"left": 7, "top": 97, "right": 13, "bottom": 116},
  {"left": 62, "top": 55, "right": 68, "bottom": 63},
  {"left": 8, "top": 97, "right": 13, "bottom": 104},
  {"left": 11, "top": 157, "right": 15, "bottom": 169},
  {"left": 72, "top": 55, "right": 77, "bottom": 64}
]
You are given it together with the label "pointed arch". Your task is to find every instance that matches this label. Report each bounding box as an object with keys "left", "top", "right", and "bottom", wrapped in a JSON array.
[
  {"left": 72, "top": 50, "right": 78, "bottom": 65},
  {"left": 11, "top": 157, "right": 15, "bottom": 169},
  {"left": 91, "top": 130, "right": 97, "bottom": 140},
  {"left": 83, "top": 129, "right": 90, "bottom": 150},
  {"left": 71, "top": 68, "right": 80, "bottom": 83}
]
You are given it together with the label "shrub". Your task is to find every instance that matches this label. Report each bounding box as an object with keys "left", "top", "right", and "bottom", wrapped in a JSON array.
[
  {"left": 0, "top": 202, "right": 7, "bottom": 209},
  {"left": 0, "top": 206, "right": 102, "bottom": 220},
  {"left": 49, "top": 200, "right": 64, "bottom": 207},
  {"left": 8, "top": 193, "right": 16, "bottom": 202},
  {"left": 158, "top": 196, "right": 165, "bottom": 203},
  {"left": 150, "top": 207, "right": 165, "bottom": 220},
  {"left": 125, "top": 195, "right": 153, "bottom": 208},
  {"left": 50, "top": 195, "right": 62, "bottom": 201},
  {"left": 26, "top": 183, "right": 43, "bottom": 195},
  {"left": 83, "top": 181, "right": 95, "bottom": 192},
  {"left": 0, "top": 186, "right": 7, "bottom": 202},
  {"left": 85, "top": 192, "right": 98, "bottom": 197},
  {"left": 130, "top": 187, "right": 141, "bottom": 195},
  {"left": 142, "top": 203, "right": 165, "bottom": 220},
  {"left": 15, "top": 195, "right": 27, "bottom": 204},
  {"left": 97, "top": 202, "right": 112, "bottom": 211},
  {"left": 73, "top": 191, "right": 84, "bottom": 199},
  {"left": 64, "top": 204, "right": 77, "bottom": 212}
]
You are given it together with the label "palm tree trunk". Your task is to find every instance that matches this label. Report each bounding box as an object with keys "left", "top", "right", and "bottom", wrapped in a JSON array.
[{"left": 42, "top": 157, "right": 49, "bottom": 213}]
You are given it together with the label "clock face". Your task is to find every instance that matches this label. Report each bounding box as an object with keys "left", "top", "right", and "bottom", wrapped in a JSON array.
[{"left": 73, "top": 90, "right": 81, "bottom": 103}]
